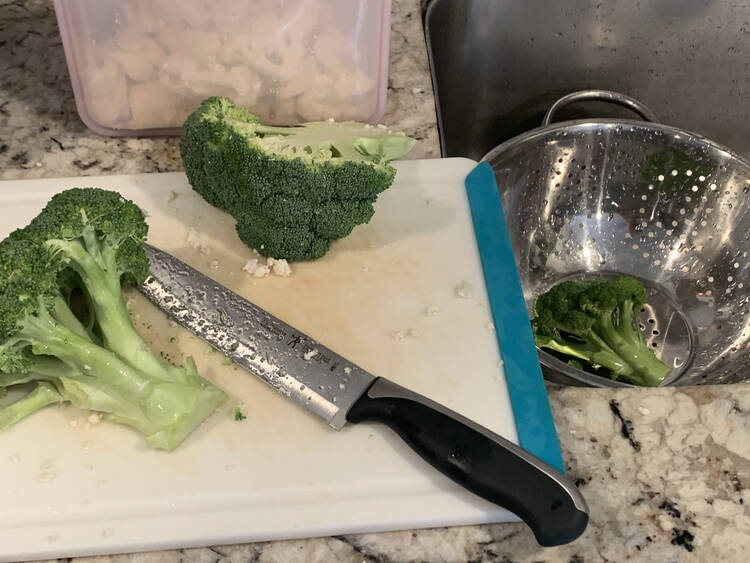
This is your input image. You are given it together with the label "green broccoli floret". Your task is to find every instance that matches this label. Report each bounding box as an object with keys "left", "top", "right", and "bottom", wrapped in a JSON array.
[
  {"left": 1, "top": 189, "right": 226, "bottom": 450},
  {"left": 532, "top": 276, "right": 671, "bottom": 387},
  {"left": 180, "top": 96, "right": 416, "bottom": 260}
]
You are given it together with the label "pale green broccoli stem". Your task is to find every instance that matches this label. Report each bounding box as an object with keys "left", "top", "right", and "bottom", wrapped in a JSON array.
[
  {"left": 597, "top": 301, "right": 671, "bottom": 386},
  {"left": 51, "top": 294, "right": 91, "bottom": 342},
  {"left": 18, "top": 310, "right": 156, "bottom": 398},
  {"left": 542, "top": 329, "right": 636, "bottom": 379},
  {"left": 47, "top": 238, "right": 189, "bottom": 385},
  {"left": 0, "top": 382, "right": 61, "bottom": 430}
]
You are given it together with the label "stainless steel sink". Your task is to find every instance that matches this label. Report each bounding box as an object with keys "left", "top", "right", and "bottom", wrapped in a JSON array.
[{"left": 422, "top": 0, "right": 750, "bottom": 160}]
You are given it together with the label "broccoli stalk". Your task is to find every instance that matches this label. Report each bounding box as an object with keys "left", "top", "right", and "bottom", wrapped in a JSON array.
[
  {"left": 180, "top": 96, "right": 416, "bottom": 260},
  {"left": 1, "top": 190, "right": 226, "bottom": 450},
  {"left": 0, "top": 382, "right": 61, "bottom": 430},
  {"left": 532, "top": 276, "right": 671, "bottom": 387}
]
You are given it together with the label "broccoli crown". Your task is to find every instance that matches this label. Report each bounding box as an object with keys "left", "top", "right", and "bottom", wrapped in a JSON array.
[
  {"left": 0, "top": 238, "right": 59, "bottom": 344},
  {"left": 180, "top": 96, "right": 416, "bottom": 260},
  {"left": 18, "top": 187, "right": 149, "bottom": 285},
  {"left": 532, "top": 276, "right": 670, "bottom": 387}
]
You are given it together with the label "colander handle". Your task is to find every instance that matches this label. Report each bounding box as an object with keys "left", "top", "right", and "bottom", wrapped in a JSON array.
[{"left": 543, "top": 90, "right": 658, "bottom": 125}]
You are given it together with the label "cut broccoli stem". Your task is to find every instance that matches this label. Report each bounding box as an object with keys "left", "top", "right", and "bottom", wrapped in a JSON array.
[
  {"left": 18, "top": 310, "right": 156, "bottom": 397},
  {"left": 47, "top": 238, "right": 190, "bottom": 385},
  {"left": 596, "top": 303, "right": 671, "bottom": 386},
  {"left": 51, "top": 293, "right": 91, "bottom": 342},
  {"left": 538, "top": 330, "right": 635, "bottom": 379},
  {"left": 0, "top": 382, "right": 61, "bottom": 430}
]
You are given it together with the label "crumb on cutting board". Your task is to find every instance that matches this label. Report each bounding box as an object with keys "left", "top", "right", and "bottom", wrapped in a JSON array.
[
  {"left": 186, "top": 227, "right": 212, "bottom": 255},
  {"left": 455, "top": 281, "right": 473, "bottom": 299}
]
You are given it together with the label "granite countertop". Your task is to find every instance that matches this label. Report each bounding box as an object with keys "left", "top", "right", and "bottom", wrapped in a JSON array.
[{"left": 2, "top": 0, "right": 750, "bottom": 562}]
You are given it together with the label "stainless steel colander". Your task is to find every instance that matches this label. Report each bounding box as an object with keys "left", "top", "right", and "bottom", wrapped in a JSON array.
[{"left": 483, "top": 90, "right": 750, "bottom": 387}]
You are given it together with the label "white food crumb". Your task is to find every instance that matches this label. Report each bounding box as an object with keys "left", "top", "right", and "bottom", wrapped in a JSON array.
[
  {"left": 486, "top": 322, "right": 495, "bottom": 331},
  {"left": 88, "top": 413, "right": 101, "bottom": 425},
  {"left": 186, "top": 227, "right": 212, "bottom": 255},
  {"left": 390, "top": 329, "right": 406, "bottom": 340},
  {"left": 84, "top": 423, "right": 91, "bottom": 429},
  {"left": 412, "top": 87, "right": 424, "bottom": 94},
  {"left": 424, "top": 305, "right": 441, "bottom": 317},
  {"left": 344, "top": 367, "right": 352, "bottom": 375},
  {"left": 267, "top": 257, "right": 292, "bottom": 277},
  {"left": 169, "top": 320, "right": 178, "bottom": 328},
  {"left": 126, "top": 297, "right": 135, "bottom": 308},
  {"left": 69, "top": 420, "right": 79, "bottom": 428},
  {"left": 362, "top": 266, "right": 371, "bottom": 272},
  {"left": 455, "top": 281, "right": 474, "bottom": 299},
  {"left": 303, "top": 349, "right": 319, "bottom": 361},
  {"left": 638, "top": 406, "right": 650, "bottom": 415},
  {"left": 242, "top": 258, "right": 270, "bottom": 278},
  {"left": 406, "top": 328, "right": 422, "bottom": 338},
  {"left": 209, "top": 260, "right": 220, "bottom": 270}
]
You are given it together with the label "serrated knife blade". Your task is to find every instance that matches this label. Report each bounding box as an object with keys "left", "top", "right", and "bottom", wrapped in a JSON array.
[
  {"left": 141, "top": 244, "right": 374, "bottom": 430},
  {"left": 140, "top": 242, "right": 589, "bottom": 547}
]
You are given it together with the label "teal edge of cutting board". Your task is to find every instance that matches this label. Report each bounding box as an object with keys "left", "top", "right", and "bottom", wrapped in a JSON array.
[{"left": 465, "top": 161, "right": 565, "bottom": 473}]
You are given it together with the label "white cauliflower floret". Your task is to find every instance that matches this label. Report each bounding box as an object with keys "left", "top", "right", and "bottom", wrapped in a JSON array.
[
  {"left": 88, "top": 72, "right": 130, "bottom": 128},
  {"left": 312, "top": 27, "right": 350, "bottom": 68},
  {"left": 81, "top": 60, "right": 122, "bottom": 98},
  {"left": 186, "top": 227, "right": 212, "bottom": 255},
  {"left": 267, "top": 258, "right": 292, "bottom": 277},
  {"left": 226, "top": 65, "right": 262, "bottom": 105},
  {"left": 127, "top": 82, "right": 178, "bottom": 128},
  {"left": 113, "top": 36, "right": 166, "bottom": 82},
  {"left": 242, "top": 258, "right": 270, "bottom": 278},
  {"left": 334, "top": 70, "right": 376, "bottom": 98},
  {"left": 158, "top": 29, "right": 221, "bottom": 61}
]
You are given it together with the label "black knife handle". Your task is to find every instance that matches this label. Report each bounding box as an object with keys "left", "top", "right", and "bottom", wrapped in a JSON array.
[{"left": 346, "top": 377, "right": 589, "bottom": 546}]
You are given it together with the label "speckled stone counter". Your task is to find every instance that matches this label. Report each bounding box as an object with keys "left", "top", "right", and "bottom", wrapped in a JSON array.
[{"left": 2, "top": 1, "right": 749, "bottom": 562}]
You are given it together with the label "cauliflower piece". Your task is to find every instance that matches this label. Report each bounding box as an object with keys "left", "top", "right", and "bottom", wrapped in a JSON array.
[
  {"left": 226, "top": 65, "right": 262, "bottom": 105},
  {"left": 242, "top": 258, "right": 270, "bottom": 278},
  {"left": 276, "top": 56, "right": 320, "bottom": 99},
  {"left": 113, "top": 36, "right": 166, "bottom": 82},
  {"left": 81, "top": 60, "right": 122, "bottom": 98},
  {"left": 127, "top": 81, "right": 178, "bottom": 128},
  {"left": 334, "top": 70, "right": 376, "bottom": 98},
  {"left": 312, "top": 27, "right": 351, "bottom": 66},
  {"left": 267, "top": 257, "right": 292, "bottom": 277},
  {"left": 186, "top": 227, "right": 212, "bottom": 255},
  {"left": 87, "top": 72, "right": 130, "bottom": 128},
  {"left": 158, "top": 29, "right": 221, "bottom": 62}
]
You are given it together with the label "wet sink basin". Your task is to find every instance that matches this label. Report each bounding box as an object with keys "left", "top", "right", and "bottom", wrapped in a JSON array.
[{"left": 422, "top": 0, "right": 750, "bottom": 160}]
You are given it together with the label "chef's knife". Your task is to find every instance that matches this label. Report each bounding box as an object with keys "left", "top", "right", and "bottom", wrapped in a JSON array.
[{"left": 140, "top": 243, "right": 589, "bottom": 546}]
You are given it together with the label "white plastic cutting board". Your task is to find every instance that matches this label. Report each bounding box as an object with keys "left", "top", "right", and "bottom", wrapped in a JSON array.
[{"left": 0, "top": 158, "right": 520, "bottom": 561}]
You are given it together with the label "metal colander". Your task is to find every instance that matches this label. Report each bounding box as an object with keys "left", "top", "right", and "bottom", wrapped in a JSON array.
[{"left": 483, "top": 90, "right": 750, "bottom": 387}]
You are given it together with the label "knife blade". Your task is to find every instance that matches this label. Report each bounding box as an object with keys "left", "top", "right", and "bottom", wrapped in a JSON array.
[{"left": 140, "top": 243, "right": 589, "bottom": 546}]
